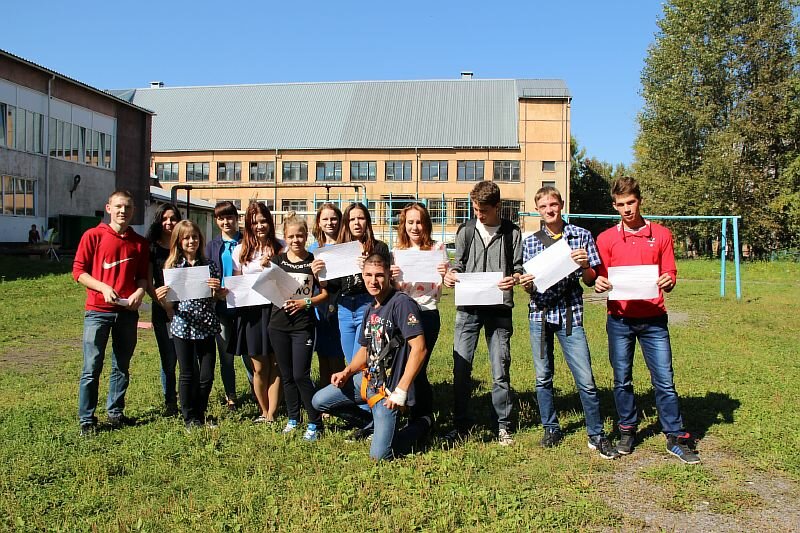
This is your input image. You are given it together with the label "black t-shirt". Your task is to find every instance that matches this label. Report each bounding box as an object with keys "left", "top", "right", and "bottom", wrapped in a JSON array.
[
  {"left": 358, "top": 290, "right": 425, "bottom": 405},
  {"left": 339, "top": 240, "right": 390, "bottom": 296},
  {"left": 269, "top": 252, "right": 317, "bottom": 331},
  {"left": 150, "top": 242, "right": 170, "bottom": 288}
]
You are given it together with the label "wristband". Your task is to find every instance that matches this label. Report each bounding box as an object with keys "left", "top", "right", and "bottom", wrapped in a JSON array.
[
  {"left": 388, "top": 387, "right": 407, "bottom": 406},
  {"left": 304, "top": 297, "right": 312, "bottom": 309}
]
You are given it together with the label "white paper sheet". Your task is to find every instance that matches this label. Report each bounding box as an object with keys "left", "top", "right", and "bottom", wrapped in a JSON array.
[
  {"left": 608, "top": 265, "right": 660, "bottom": 300},
  {"left": 223, "top": 274, "right": 272, "bottom": 308},
  {"left": 314, "top": 241, "right": 363, "bottom": 281},
  {"left": 392, "top": 248, "right": 446, "bottom": 283},
  {"left": 522, "top": 238, "right": 580, "bottom": 293},
  {"left": 252, "top": 264, "right": 302, "bottom": 308},
  {"left": 163, "top": 265, "right": 211, "bottom": 301},
  {"left": 454, "top": 272, "right": 504, "bottom": 306}
]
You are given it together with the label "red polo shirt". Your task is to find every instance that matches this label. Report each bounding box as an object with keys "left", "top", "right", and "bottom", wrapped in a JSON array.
[{"left": 596, "top": 220, "right": 677, "bottom": 319}]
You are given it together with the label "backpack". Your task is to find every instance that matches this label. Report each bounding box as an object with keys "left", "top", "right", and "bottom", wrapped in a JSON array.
[{"left": 457, "top": 218, "right": 517, "bottom": 276}]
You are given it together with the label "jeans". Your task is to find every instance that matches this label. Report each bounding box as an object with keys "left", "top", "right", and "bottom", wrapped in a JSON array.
[
  {"left": 173, "top": 336, "right": 217, "bottom": 423},
  {"left": 337, "top": 293, "right": 372, "bottom": 364},
  {"left": 216, "top": 311, "right": 254, "bottom": 400},
  {"left": 410, "top": 309, "right": 440, "bottom": 420},
  {"left": 151, "top": 304, "right": 177, "bottom": 405},
  {"left": 606, "top": 314, "right": 684, "bottom": 435},
  {"left": 529, "top": 322, "right": 604, "bottom": 437},
  {"left": 312, "top": 373, "right": 428, "bottom": 461},
  {"left": 452, "top": 307, "right": 513, "bottom": 431},
  {"left": 78, "top": 309, "right": 139, "bottom": 425},
  {"left": 270, "top": 327, "right": 321, "bottom": 425}
]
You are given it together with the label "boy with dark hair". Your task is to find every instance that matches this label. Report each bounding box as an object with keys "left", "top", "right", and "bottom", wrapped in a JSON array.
[
  {"left": 443, "top": 181, "right": 523, "bottom": 445},
  {"left": 205, "top": 201, "right": 254, "bottom": 409},
  {"left": 595, "top": 177, "right": 700, "bottom": 464},
  {"left": 73, "top": 190, "right": 149, "bottom": 435}
]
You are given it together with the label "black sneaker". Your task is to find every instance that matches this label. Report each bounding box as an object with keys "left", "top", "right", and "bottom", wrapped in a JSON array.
[
  {"left": 540, "top": 428, "right": 563, "bottom": 448},
  {"left": 442, "top": 428, "right": 469, "bottom": 446},
  {"left": 79, "top": 422, "right": 97, "bottom": 437},
  {"left": 346, "top": 427, "right": 373, "bottom": 443},
  {"left": 666, "top": 433, "right": 700, "bottom": 464},
  {"left": 588, "top": 435, "right": 621, "bottom": 459},
  {"left": 616, "top": 428, "right": 636, "bottom": 455},
  {"left": 164, "top": 403, "right": 179, "bottom": 417},
  {"left": 107, "top": 414, "right": 136, "bottom": 429}
]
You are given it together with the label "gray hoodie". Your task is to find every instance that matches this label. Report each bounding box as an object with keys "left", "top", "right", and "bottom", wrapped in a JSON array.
[{"left": 450, "top": 219, "right": 523, "bottom": 308}]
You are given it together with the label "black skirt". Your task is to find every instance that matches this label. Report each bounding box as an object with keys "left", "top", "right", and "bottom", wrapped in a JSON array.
[{"left": 234, "top": 304, "right": 273, "bottom": 356}]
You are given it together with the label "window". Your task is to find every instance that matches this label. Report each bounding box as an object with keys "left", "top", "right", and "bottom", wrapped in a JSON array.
[
  {"left": 217, "top": 162, "right": 242, "bottom": 182},
  {"left": 500, "top": 200, "right": 523, "bottom": 224},
  {"left": 218, "top": 198, "right": 242, "bottom": 210},
  {"left": 422, "top": 161, "right": 448, "bottom": 181},
  {"left": 381, "top": 195, "right": 415, "bottom": 224},
  {"left": 542, "top": 180, "right": 556, "bottom": 189},
  {"left": 453, "top": 198, "right": 471, "bottom": 224},
  {"left": 1, "top": 175, "right": 35, "bottom": 216},
  {"left": 0, "top": 103, "right": 6, "bottom": 147},
  {"left": 249, "top": 161, "right": 275, "bottom": 182},
  {"left": 386, "top": 161, "right": 412, "bottom": 181},
  {"left": 62, "top": 121, "right": 71, "bottom": 160},
  {"left": 350, "top": 161, "right": 376, "bottom": 181},
  {"left": 428, "top": 199, "right": 447, "bottom": 224},
  {"left": 457, "top": 161, "right": 484, "bottom": 181},
  {"left": 282, "top": 199, "right": 307, "bottom": 212},
  {"left": 316, "top": 161, "right": 342, "bottom": 182},
  {"left": 156, "top": 163, "right": 179, "bottom": 182},
  {"left": 74, "top": 125, "right": 84, "bottom": 163},
  {"left": 282, "top": 161, "right": 308, "bottom": 182},
  {"left": 4, "top": 104, "right": 14, "bottom": 149},
  {"left": 15, "top": 108, "right": 25, "bottom": 151},
  {"left": 542, "top": 161, "right": 556, "bottom": 172},
  {"left": 187, "top": 162, "right": 210, "bottom": 182},
  {"left": 493, "top": 161, "right": 520, "bottom": 182}
]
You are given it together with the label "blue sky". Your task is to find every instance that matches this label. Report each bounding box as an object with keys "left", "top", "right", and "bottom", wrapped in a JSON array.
[{"left": 5, "top": 1, "right": 664, "bottom": 165}]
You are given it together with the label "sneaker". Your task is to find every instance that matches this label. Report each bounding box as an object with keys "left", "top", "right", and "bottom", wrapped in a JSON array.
[
  {"left": 204, "top": 416, "right": 219, "bottom": 429},
  {"left": 588, "top": 435, "right": 621, "bottom": 459},
  {"left": 498, "top": 428, "right": 514, "bottom": 446},
  {"left": 616, "top": 427, "right": 636, "bottom": 455},
  {"left": 164, "top": 403, "right": 179, "bottom": 417},
  {"left": 346, "top": 427, "right": 373, "bottom": 442},
  {"left": 443, "top": 428, "right": 469, "bottom": 445},
  {"left": 184, "top": 419, "right": 203, "bottom": 432},
  {"left": 666, "top": 433, "right": 701, "bottom": 464},
  {"left": 282, "top": 419, "right": 299, "bottom": 434},
  {"left": 303, "top": 424, "right": 320, "bottom": 442},
  {"left": 540, "top": 428, "right": 563, "bottom": 448},
  {"left": 79, "top": 422, "right": 97, "bottom": 437},
  {"left": 107, "top": 414, "right": 135, "bottom": 429},
  {"left": 225, "top": 400, "right": 237, "bottom": 412}
]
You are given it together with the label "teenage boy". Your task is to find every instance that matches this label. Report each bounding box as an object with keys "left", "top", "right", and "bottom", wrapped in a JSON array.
[
  {"left": 443, "top": 181, "right": 523, "bottom": 446},
  {"left": 312, "top": 254, "right": 429, "bottom": 461},
  {"left": 594, "top": 177, "right": 700, "bottom": 464},
  {"left": 518, "top": 187, "right": 618, "bottom": 459},
  {"left": 73, "top": 190, "right": 149, "bottom": 435},
  {"left": 205, "top": 201, "right": 254, "bottom": 410}
]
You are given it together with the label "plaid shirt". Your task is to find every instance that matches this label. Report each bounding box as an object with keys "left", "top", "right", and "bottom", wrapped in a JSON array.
[{"left": 523, "top": 224, "right": 600, "bottom": 327}]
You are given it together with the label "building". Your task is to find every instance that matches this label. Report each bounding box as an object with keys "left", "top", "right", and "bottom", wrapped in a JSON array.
[
  {"left": 113, "top": 74, "right": 570, "bottom": 241},
  {"left": 0, "top": 49, "right": 152, "bottom": 246}
]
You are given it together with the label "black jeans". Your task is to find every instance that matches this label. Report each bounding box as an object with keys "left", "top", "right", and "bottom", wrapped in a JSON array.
[
  {"left": 173, "top": 336, "right": 216, "bottom": 424},
  {"left": 410, "top": 309, "right": 440, "bottom": 420},
  {"left": 269, "top": 327, "right": 321, "bottom": 425}
]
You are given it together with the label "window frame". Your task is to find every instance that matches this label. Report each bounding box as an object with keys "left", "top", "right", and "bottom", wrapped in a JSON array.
[
  {"left": 457, "top": 160, "right": 485, "bottom": 182},
  {"left": 385, "top": 161, "right": 413, "bottom": 182},
  {"left": 421, "top": 161, "right": 448, "bottom": 182},
  {"left": 217, "top": 161, "right": 242, "bottom": 182},
  {"left": 493, "top": 161, "right": 520, "bottom": 182},
  {"left": 316, "top": 161, "right": 342, "bottom": 182},
  {"left": 186, "top": 162, "right": 210, "bottom": 182},
  {"left": 249, "top": 161, "right": 275, "bottom": 182},
  {"left": 282, "top": 161, "right": 308, "bottom": 182}
]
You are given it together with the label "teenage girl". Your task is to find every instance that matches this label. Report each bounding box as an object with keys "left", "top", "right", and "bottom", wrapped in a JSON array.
[
  {"left": 308, "top": 203, "right": 346, "bottom": 386},
  {"left": 232, "top": 202, "right": 283, "bottom": 423},
  {"left": 156, "top": 220, "right": 225, "bottom": 429},
  {"left": 390, "top": 203, "right": 449, "bottom": 424},
  {"left": 312, "top": 202, "right": 389, "bottom": 365},
  {"left": 145, "top": 203, "right": 182, "bottom": 415},
  {"left": 269, "top": 214, "right": 328, "bottom": 441}
]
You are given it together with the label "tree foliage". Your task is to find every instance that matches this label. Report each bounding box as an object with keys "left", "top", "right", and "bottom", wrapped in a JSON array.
[{"left": 635, "top": 0, "right": 800, "bottom": 256}]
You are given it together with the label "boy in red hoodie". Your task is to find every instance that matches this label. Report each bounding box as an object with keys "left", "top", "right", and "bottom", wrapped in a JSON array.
[{"left": 73, "top": 190, "right": 149, "bottom": 435}]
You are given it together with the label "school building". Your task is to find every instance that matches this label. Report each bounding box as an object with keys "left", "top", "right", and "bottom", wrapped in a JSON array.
[
  {"left": 112, "top": 74, "right": 571, "bottom": 241},
  {"left": 0, "top": 49, "right": 153, "bottom": 246}
]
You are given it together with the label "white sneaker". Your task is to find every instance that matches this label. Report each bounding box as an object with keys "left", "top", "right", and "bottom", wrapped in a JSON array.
[
  {"left": 498, "top": 428, "right": 514, "bottom": 446},
  {"left": 282, "top": 420, "right": 298, "bottom": 434}
]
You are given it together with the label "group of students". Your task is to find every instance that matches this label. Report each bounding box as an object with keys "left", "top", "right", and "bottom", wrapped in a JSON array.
[{"left": 73, "top": 176, "right": 699, "bottom": 464}]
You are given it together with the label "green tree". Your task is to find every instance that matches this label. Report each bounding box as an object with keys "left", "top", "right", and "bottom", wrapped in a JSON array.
[{"left": 635, "top": 0, "right": 799, "bottom": 257}]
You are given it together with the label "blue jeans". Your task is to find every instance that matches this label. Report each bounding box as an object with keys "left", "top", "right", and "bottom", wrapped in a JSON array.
[
  {"left": 78, "top": 309, "right": 139, "bottom": 425},
  {"left": 312, "top": 373, "right": 428, "bottom": 461},
  {"left": 216, "top": 311, "right": 254, "bottom": 400},
  {"left": 151, "top": 304, "right": 177, "bottom": 405},
  {"left": 337, "top": 294, "right": 372, "bottom": 364},
  {"left": 606, "top": 314, "right": 684, "bottom": 435},
  {"left": 529, "top": 322, "right": 604, "bottom": 437},
  {"left": 452, "top": 307, "right": 513, "bottom": 431}
]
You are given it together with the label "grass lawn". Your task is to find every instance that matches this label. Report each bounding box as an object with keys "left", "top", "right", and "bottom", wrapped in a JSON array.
[{"left": 0, "top": 256, "right": 798, "bottom": 531}]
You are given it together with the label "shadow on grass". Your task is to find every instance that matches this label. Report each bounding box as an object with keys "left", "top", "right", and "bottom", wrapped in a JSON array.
[{"left": 0, "top": 255, "right": 73, "bottom": 281}]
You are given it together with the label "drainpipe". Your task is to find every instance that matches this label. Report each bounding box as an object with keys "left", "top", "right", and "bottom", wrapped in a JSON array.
[
  {"left": 274, "top": 148, "right": 279, "bottom": 210},
  {"left": 45, "top": 74, "right": 55, "bottom": 227},
  {"left": 415, "top": 147, "right": 420, "bottom": 200}
]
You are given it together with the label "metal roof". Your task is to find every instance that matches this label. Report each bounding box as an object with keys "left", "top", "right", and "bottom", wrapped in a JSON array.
[{"left": 115, "top": 78, "right": 569, "bottom": 152}]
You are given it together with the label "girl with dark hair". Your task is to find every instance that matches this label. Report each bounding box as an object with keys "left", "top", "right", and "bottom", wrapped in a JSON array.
[
  {"left": 390, "top": 202, "right": 449, "bottom": 426},
  {"left": 145, "top": 202, "right": 182, "bottom": 415},
  {"left": 155, "top": 220, "right": 225, "bottom": 429},
  {"left": 308, "top": 203, "right": 346, "bottom": 386},
  {"left": 231, "top": 202, "right": 283, "bottom": 423}
]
